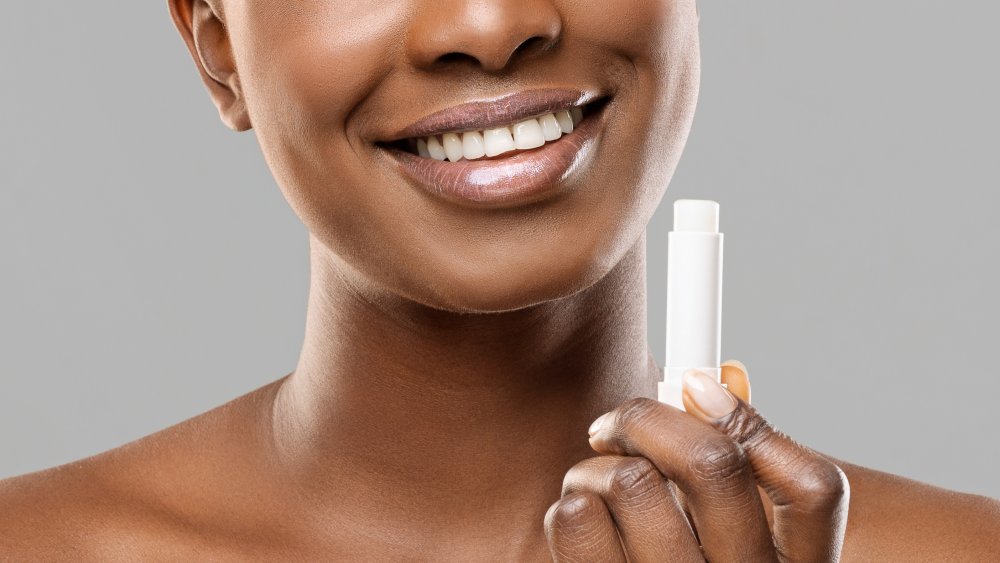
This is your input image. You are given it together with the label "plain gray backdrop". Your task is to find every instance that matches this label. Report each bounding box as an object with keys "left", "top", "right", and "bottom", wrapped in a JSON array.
[{"left": 2, "top": 3, "right": 998, "bottom": 499}]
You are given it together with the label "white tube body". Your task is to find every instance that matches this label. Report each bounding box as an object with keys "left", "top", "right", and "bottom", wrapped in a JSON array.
[{"left": 659, "top": 200, "right": 724, "bottom": 410}]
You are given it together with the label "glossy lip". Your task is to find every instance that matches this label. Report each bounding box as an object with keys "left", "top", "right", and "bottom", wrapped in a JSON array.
[
  {"left": 383, "top": 88, "right": 604, "bottom": 141},
  {"left": 380, "top": 96, "right": 610, "bottom": 209}
]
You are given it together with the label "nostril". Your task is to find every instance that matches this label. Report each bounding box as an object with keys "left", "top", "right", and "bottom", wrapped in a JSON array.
[
  {"left": 406, "top": 3, "right": 563, "bottom": 72},
  {"left": 433, "top": 35, "right": 558, "bottom": 72},
  {"left": 437, "top": 52, "right": 479, "bottom": 66},
  {"left": 517, "top": 34, "right": 558, "bottom": 56}
]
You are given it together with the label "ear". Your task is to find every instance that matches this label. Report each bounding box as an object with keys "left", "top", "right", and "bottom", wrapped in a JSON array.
[{"left": 167, "top": 0, "right": 251, "bottom": 131}]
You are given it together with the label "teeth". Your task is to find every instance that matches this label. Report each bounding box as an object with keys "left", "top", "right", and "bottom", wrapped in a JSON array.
[
  {"left": 411, "top": 107, "right": 588, "bottom": 162},
  {"left": 554, "top": 110, "right": 574, "bottom": 134},
  {"left": 462, "top": 130, "right": 486, "bottom": 160},
  {"left": 538, "top": 113, "right": 563, "bottom": 142},
  {"left": 483, "top": 126, "right": 516, "bottom": 157},
  {"left": 442, "top": 132, "right": 464, "bottom": 162},
  {"left": 512, "top": 118, "right": 545, "bottom": 150},
  {"left": 426, "top": 135, "right": 447, "bottom": 161}
]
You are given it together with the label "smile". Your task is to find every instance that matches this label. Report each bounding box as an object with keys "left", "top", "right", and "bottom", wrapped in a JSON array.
[
  {"left": 388, "top": 105, "right": 588, "bottom": 162},
  {"left": 377, "top": 91, "right": 611, "bottom": 209}
]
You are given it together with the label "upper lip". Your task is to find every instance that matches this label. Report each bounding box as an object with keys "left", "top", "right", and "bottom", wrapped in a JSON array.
[{"left": 381, "top": 88, "right": 604, "bottom": 142}]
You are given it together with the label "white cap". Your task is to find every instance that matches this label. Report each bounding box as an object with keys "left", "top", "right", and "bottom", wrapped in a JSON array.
[{"left": 673, "top": 199, "right": 719, "bottom": 233}]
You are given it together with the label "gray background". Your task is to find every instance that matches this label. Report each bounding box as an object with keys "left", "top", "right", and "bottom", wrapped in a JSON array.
[{"left": 2, "top": 3, "right": 997, "bottom": 498}]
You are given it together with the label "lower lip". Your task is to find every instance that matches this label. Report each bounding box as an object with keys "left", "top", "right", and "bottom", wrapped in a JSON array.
[{"left": 380, "top": 103, "right": 608, "bottom": 208}]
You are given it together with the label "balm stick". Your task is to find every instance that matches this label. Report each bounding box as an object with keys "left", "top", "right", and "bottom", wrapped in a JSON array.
[{"left": 659, "top": 199, "right": 724, "bottom": 410}]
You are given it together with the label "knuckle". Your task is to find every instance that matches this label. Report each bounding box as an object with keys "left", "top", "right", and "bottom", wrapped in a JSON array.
[
  {"left": 715, "top": 400, "right": 773, "bottom": 448},
  {"left": 795, "top": 459, "right": 850, "bottom": 512},
  {"left": 689, "top": 438, "right": 750, "bottom": 485},
  {"left": 615, "top": 397, "right": 662, "bottom": 434},
  {"left": 560, "top": 457, "right": 599, "bottom": 495},
  {"left": 607, "top": 457, "right": 662, "bottom": 502},
  {"left": 544, "top": 492, "right": 606, "bottom": 535},
  {"left": 561, "top": 456, "right": 619, "bottom": 496}
]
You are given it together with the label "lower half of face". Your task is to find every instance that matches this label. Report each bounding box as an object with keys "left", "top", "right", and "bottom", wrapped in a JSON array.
[{"left": 234, "top": 0, "right": 700, "bottom": 313}]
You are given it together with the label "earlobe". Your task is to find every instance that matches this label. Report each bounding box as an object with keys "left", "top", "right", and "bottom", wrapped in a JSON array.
[{"left": 167, "top": 0, "right": 251, "bottom": 131}]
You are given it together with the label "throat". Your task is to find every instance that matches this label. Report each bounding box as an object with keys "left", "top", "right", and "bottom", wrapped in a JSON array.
[{"left": 267, "top": 231, "right": 656, "bottom": 543}]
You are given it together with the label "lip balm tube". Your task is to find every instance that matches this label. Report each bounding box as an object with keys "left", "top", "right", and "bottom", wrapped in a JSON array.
[{"left": 659, "top": 199, "right": 723, "bottom": 410}]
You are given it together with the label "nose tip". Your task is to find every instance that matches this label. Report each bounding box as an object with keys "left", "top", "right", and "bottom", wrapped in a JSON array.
[{"left": 406, "top": 1, "right": 563, "bottom": 73}]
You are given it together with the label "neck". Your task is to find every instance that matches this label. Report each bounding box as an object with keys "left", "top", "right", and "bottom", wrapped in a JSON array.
[{"left": 267, "top": 232, "right": 660, "bottom": 554}]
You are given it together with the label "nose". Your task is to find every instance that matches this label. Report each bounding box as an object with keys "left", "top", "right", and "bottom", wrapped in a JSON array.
[{"left": 406, "top": 0, "right": 563, "bottom": 74}]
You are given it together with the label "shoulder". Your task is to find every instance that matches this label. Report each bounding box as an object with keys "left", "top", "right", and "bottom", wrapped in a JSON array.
[
  {"left": 0, "top": 379, "right": 286, "bottom": 561},
  {"left": 829, "top": 456, "right": 1000, "bottom": 561},
  {"left": 0, "top": 458, "right": 165, "bottom": 560}
]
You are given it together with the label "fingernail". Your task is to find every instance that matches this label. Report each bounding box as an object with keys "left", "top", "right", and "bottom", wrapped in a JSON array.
[
  {"left": 721, "top": 359, "right": 748, "bottom": 376},
  {"left": 588, "top": 412, "right": 611, "bottom": 437},
  {"left": 683, "top": 369, "right": 737, "bottom": 419}
]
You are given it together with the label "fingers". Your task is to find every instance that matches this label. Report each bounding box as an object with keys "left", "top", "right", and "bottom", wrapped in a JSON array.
[
  {"left": 544, "top": 491, "right": 628, "bottom": 563},
  {"left": 682, "top": 368, "right": 850, "bottom": 562},
  {"left": 560, "top": 455, "right": 704, "bottom": 562},
  {"left": 720, "top": 359, "right": 750, "bottom": 404},
  {"left": 588, "top": 397, "right": 777, "bottom": 562}
]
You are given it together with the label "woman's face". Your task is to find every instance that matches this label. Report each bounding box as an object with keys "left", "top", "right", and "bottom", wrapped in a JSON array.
[{"left": 183, "top": 0, "right": 700, "bottom": 313}]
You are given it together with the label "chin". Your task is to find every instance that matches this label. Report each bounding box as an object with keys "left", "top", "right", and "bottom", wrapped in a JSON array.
[
  {"left": 390, "top": 235, "right": 633, "bottom": 314},
  {"left": 409, "top": 268, "right": 608, "bottom": 314}
]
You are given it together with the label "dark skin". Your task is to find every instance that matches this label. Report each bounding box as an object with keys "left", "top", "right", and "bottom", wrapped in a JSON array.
[{"left": 2, "top": 0, "right": 999, "bottom": 560}]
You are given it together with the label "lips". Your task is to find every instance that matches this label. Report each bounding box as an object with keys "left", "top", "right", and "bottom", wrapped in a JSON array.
[
  {"left": 382, "top": 89, "right": 605, "bottom": 142},
  {"left": 377, "top": 92, "right": 611, "bottom": 209}
]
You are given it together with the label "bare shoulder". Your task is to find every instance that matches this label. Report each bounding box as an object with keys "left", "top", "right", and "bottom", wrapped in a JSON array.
[
  {"left": 0, "top": 458, "right": 153, "bottom": 561},
  {"left": 826, "top": 455, "right": 1000, "bottom": 561},
  {"left": 0, "top": 378, "right": 289, "bottom": 561}
]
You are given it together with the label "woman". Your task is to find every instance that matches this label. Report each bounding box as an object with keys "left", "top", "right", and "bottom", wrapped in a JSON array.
[{"left": 2, "top": 0, "right": 997, "bottom": 560}]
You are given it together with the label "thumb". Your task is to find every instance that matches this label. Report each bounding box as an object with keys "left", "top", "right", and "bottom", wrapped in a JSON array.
[{"left": 680, "top": 368, "right": 850, "bottom": 562}]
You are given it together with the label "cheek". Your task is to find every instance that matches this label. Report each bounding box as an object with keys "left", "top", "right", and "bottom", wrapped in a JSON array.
[
  {"left": 574, "top": 0, "right": 700, "bottom": 138},
  {"left": 560, "top": 0, "right": 701, "bottom": 231},
  {"left": 600, "top": 0, "right": 701, "bottom": 237},
  {"left": 232, "top": 2, "right": 402, "bottom": 180},
  {"left": 571, "top": 0, "right": 694, "bottom": 58},
  {"left": 232, "top": 4, "right": 411, "bottom": 242}
]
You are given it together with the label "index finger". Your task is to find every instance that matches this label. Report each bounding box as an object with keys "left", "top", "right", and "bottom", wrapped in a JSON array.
[{"left": 544, "top": 491, "right": 628, "bottom": 563}]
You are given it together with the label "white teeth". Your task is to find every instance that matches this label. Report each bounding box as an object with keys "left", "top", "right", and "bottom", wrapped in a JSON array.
[
  {"left": 442, "top": 132, "right": 464, "bottom": 162},
  {"left": 538, "top": 113, "right": 563, "bottom": 142},
  {"left": 462, "top": 130, "right": 486, "bottom": 160},
  {"left": 555, "top": 110, "right": 574, "bottom": 134},
  {"left": 415, "top": 107, "right": 587, "bottom": 161},
  {"left": 426, "top": 135, "right": 447, "bottom": 161},
  {"left": 512, "top": 118, "right": 545, "bottom": 150},
  {"left": 483, "top": 126, "right": 516, "bottom": 157}
]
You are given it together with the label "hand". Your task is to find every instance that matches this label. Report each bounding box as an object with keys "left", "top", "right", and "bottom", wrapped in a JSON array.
[{"left": 543, "top": 360, "right": 849, "bottom": 562}]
